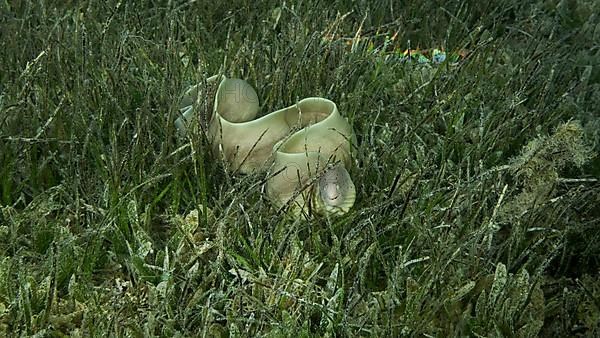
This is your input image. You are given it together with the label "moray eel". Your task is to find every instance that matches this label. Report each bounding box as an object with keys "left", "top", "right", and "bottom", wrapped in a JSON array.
[{"left": 175, "top": 75, "right": 356, "bottom": 216}]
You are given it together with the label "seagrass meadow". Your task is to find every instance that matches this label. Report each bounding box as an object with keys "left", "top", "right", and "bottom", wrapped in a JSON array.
[{"left": 1, "top": 0, "right": 600, "bottom": 336}]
